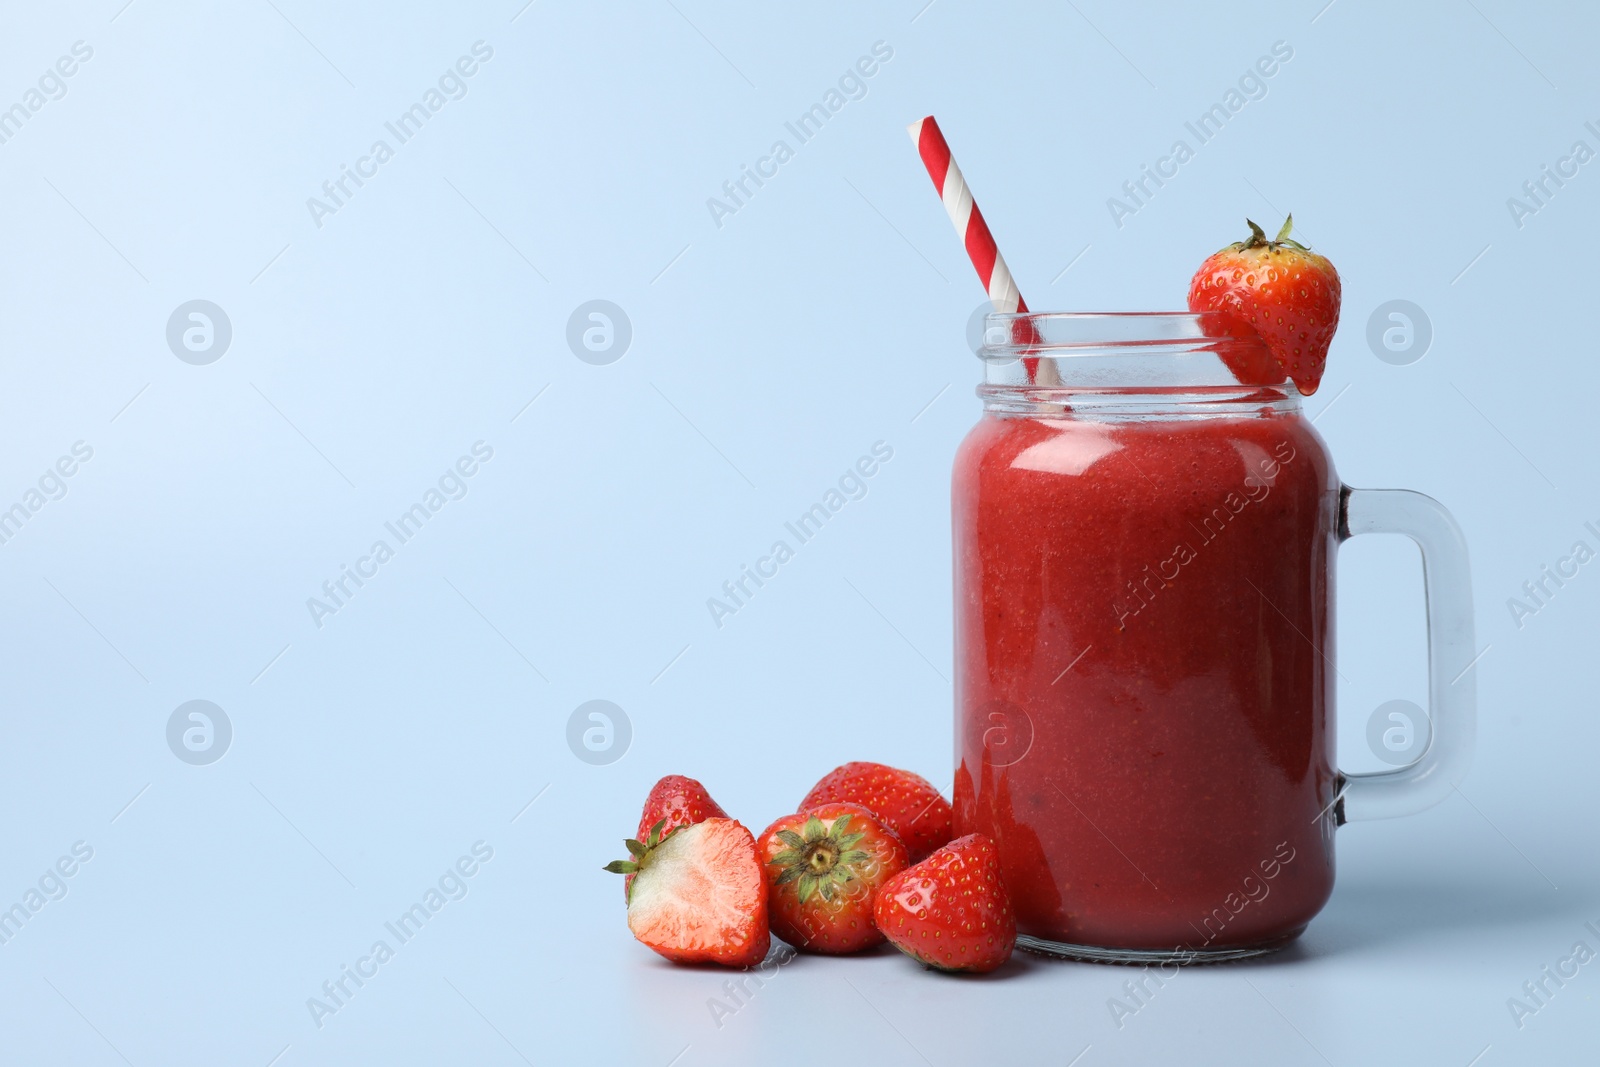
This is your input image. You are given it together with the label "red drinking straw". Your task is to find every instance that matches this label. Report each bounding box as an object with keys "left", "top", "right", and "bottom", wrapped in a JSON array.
[{"left": 906, "top": 115, "right": 1045, "bottom": 380}]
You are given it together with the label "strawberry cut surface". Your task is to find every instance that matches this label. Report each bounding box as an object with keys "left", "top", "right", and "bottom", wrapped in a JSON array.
[{"left": 615, "top": 818, "right": 769, "bottom": 968}]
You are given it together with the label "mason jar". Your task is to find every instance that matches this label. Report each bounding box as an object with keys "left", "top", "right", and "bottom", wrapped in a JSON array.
[{"left": 951, "top": 311, "right": 1476, "bottom": 962}]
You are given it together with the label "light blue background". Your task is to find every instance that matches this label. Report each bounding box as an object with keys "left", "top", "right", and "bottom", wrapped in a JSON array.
[{"left": 0, "top": 1, "right": 1595, "bottom": 1064}]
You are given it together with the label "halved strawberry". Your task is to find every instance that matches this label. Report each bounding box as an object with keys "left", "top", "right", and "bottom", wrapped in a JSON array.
[
  {"left": 624, "top": 775, "right": 728, "bottom": 899},
  {"left": 1187, "top": 215, "right": 1341, "bottom": 395},
  {"left": 800, "top": 762, "right": 952, "bottom": 863},
  {"left": 873, "top": 833, "right": 1016, "bottom": 974},
  {"left": 605, "top": 817, "right": 769, "bottom": 967},
  {"left": 757, "top": 802, "right": 908, "bottom": 955}
]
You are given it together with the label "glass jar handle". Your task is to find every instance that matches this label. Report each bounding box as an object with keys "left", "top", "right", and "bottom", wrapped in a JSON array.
[{"left": 1336, "top": 486, "right": 1477, "bottom": 822}]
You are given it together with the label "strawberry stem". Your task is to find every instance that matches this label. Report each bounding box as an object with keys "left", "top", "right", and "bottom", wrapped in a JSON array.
[{"left": 1235, "top": 215, "right": 1309, "bottom": 254}]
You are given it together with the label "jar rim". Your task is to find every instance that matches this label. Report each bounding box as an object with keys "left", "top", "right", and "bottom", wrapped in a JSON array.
[
  {"left": 978, "top": 310, "right": 1263, "bottom": 360},
  {"left": 974, "top": 310, "right": 1301, "bottom": 412}
]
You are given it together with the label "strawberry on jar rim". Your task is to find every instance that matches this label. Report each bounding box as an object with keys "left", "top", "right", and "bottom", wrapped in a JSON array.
[{"left": 1187, "top": 215, "right": 1341, "bottom": 396}]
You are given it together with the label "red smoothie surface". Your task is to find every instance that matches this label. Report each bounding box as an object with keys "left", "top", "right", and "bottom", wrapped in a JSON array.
[{"left": 953, "top": 407, "right": 1340, "bottom": 951}]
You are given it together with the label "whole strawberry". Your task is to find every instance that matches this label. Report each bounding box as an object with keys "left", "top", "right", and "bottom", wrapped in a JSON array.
[
  {"left": 636, "top": 774, "right": 728, "bottom": 840},
  {"left": 800, "top": 762, "right": 952, "bottom": 863},
  {"left": 605, "top": 817, "right": 770, "bottom": 967},
  {"left": 1187, "top": 215, "right": 1341, "bottom": 395},
  {"left": 873, "top": 833, "right": 1016, "bottom": 974},
  {"left": 624, "top": 775, "right": 728, "bottom": 899},
  {"left": 757, "top": 803, "right": 908, "bottom": 954}
]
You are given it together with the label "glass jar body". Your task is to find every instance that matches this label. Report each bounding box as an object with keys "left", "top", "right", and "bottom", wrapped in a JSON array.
[{"left": 952, "top": 403, "right": 1341, "bottom": 959}]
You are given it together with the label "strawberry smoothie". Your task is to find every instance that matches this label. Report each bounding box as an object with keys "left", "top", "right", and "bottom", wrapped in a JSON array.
[{"left": 952, "top": 398, "right": 1341, "bottom": 956}]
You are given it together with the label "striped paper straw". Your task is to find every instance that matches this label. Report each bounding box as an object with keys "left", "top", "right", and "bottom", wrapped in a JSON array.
[{"left": 906, "top": 115, "right": 1049, "bottom": 382}]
